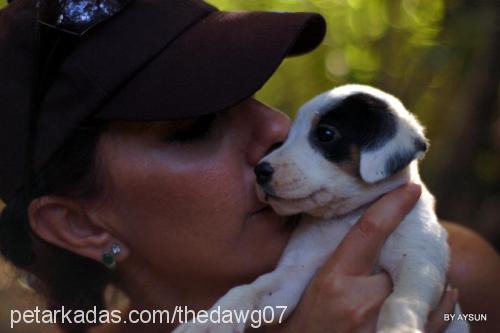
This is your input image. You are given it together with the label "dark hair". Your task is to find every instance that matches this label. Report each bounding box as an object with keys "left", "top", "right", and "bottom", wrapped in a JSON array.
[{"left": 0, "top": 121, "right": 111, "bottom": 333}]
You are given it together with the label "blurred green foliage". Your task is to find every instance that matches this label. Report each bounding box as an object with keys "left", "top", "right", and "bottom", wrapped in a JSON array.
[
  {"left": 208, "top": 0, "right": 500, "bottom": 246},
  {"left": 210, "top": 0, "right": 449, "bottom": 112}
]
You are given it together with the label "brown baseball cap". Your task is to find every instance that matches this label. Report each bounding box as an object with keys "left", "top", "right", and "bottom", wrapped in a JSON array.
[{"left": 0, "top": 0, "right": 326, "bottom": 202}]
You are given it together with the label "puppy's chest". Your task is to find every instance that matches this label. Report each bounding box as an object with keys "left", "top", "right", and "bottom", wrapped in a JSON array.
[
  {"left": 283, "top": 212, "right": 364, "bottom": 264},
  {"left": 287, "top": 205, "right": 430, "bottom": 271}
]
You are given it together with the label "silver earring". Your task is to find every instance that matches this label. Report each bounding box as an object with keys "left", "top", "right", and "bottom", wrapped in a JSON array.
[{"left": 102, "top": 243, "right": 121, "bottom": 269}]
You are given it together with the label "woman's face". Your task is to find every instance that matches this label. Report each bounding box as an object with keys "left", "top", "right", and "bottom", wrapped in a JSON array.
[{"left": 91, "top": 98, "right": 293, "bottom": 300}]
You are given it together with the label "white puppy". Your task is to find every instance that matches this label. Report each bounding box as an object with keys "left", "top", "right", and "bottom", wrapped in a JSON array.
[{"left": 174, "top": 85, "right": 469, "bottom": 333}]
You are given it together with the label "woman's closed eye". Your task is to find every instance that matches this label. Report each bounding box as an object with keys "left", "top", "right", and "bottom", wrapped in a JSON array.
[{"left": 163, "top": 113, "right": 216, "bottom": 143}]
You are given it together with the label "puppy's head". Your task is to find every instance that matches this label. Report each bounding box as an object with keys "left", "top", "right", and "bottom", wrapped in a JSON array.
[{"left": 255, "top": 84, "right": 428, "bottom": 218}]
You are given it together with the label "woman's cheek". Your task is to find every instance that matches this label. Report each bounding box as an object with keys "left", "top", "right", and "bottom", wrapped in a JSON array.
[
  {"left": 98, "top": 126, "right": 260, "bottom": 277},
  {"left": 118, "top": 155, "right": 245, "bottom": 248}
]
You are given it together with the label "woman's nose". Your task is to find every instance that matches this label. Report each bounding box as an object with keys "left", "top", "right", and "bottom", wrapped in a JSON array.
[{"left": 245, "top": 100, "right": 291, "bottom": 166}]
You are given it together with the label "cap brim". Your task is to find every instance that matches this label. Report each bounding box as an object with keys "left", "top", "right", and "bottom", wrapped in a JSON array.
[{"left": 97, "top": 10, "right": 326, "bottom": 120}]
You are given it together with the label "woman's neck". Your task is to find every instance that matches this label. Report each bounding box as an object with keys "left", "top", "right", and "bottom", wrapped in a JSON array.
[{"left": 116, "top": 258, "right": 238, "bottom": 332}]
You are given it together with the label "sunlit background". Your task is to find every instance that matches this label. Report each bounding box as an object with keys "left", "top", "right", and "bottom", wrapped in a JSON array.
[{"left": 0, "top": 0, "right": 498, "bottom": 332}]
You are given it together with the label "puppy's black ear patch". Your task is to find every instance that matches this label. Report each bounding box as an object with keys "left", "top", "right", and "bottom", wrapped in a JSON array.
[
  {"left": 309, "top": 92, "right": 397, "bottom": 164},
  {"left": 342, "top": 93, "right": 398, "bottom": 151},
  {"left": 385, "top": 138, "right": 427, "bottom": 175},
  {"left": 359, "top": 110, "right": 428, "bottom": 183},
  {"left": 384, "top": 137, "right": 428, "bottom": 176}
]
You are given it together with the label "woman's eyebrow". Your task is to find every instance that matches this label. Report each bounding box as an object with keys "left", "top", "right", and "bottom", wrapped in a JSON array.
[
  {"left": 107, "top": 118, "right": 205, "bottom": 140},
  {"left": 149, "top": 119, "right": 199, "bottom": 131},
  {"left": 146, "top": 119, "right": 208, "bottom": 140}
]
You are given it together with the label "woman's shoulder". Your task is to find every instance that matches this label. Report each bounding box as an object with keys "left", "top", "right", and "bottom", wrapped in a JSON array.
[{"left": 443, "top": 221, "right": 500, "bottom": 333}]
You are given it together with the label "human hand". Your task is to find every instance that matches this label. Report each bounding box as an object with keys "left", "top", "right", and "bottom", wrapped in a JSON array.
[{"left": 269, "top": 183, "right": 457, "bottom": 333}]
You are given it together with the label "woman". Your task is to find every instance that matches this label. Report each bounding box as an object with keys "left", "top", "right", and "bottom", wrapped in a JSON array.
[{"left": 0, "top": 0, "right": 498, "bottom": 332}]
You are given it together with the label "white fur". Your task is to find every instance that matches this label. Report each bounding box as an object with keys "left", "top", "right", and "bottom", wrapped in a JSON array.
[{"left": 174, "top": 85, "right": 469, "bottom": 333}]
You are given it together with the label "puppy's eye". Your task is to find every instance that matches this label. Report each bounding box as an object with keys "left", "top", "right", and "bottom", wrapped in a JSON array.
[{"left": 316, "top": 124, "right": 340, "bottom": 143}]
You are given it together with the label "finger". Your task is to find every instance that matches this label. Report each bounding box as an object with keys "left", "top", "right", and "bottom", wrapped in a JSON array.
[
  {"left": 323, "top": 183, "right": 421, "bottom": 277},
  {"left": 426, "top": 286, "right": 459, "bottom": 333},
  {"left": 340, "top": 274, "right": 393, "bottom": 333},
  {"left": 355, "top": 273, "right": 393, "bottom": 308},
  {"left": 355, "top": 276, "right": 392, "bottom": 333}
]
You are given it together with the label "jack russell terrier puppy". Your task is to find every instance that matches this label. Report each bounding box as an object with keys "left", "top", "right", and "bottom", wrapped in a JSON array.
[{"left": 174, "top": 84, "right": 469, "bottom": 333}]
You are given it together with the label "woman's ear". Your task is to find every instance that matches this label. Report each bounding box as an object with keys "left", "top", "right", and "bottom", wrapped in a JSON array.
[{"left": 28, "top": 195, "right": 127, "bottom": 264}]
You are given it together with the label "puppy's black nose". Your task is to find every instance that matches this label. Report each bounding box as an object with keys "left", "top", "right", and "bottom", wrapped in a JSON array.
[{"left": 254, "top": 162, "right": 274, "bottom": 185}]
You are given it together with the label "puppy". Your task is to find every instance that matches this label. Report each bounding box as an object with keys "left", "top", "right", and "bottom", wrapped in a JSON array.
[{"left": 174, "top": 85, "right": 469, "bottom": 333}]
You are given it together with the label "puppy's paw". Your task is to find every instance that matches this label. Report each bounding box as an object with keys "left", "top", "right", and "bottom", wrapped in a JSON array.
[{"left": 377, "top": 296, "right": 427, "bottom": 333}]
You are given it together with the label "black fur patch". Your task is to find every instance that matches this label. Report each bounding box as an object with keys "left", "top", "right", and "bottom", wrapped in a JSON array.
[
  {"left": 309, "top": 92, "right": 397, "bottom": 163},
  {"left": 384, "top": 137, "right": 428, "bottom": 176},
  {"left": 385, "top": 150, "right": 416, "bottom": 176}
]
